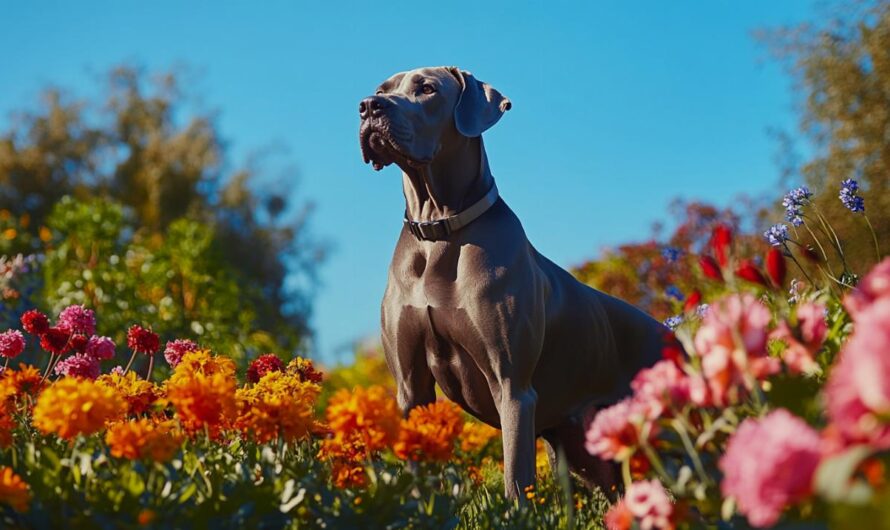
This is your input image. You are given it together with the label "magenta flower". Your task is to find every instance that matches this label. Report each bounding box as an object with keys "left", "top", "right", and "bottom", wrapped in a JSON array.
[
  {"left": 624, "top": 479, "right": 674, "bottom": 530},
  {"left": 53, "top": 354, "right": 100, "bottom": 380},
  {"left": 772, "top": 301, "right": 827, "bottom": 374},
  {"left": 630, "top": 360, "right": 691, "bottom": 418},
  {"left": 163, "top": 339, "right": 198, "bottom": 368},
  {"left": 585, "top": 398, "right": 649, "bottom": 461},
  {"left": 85, "top": 336, "right": 116, "bottom": 361},
  {"left": 127, "top": 325, "right": 159, "bottom": 354},
  {"left": 719, "top": 409, "right": 821, "bottom": 528},
  {"left": 57, "top": 305, "right": 96, "bottom": 336},
  {"left": 845, "top": 257, "right": 890, "bottom": 318},
  {"left": 0, "top": 330, "right": 25, "bottom": 359}
]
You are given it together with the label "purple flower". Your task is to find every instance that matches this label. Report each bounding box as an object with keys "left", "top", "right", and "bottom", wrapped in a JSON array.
[
  {"left": 663, "top": 315, "right": 684, "bottom": 329},
  {"left": 57, "top": 305, "right": 96, "bottom": 336},
  {"left": 665, "top": 285, "right": 684, "bottom": 301},
  {"left": 84, "top": 335, "right": 116, "bottom": 361},
  {"left": 839, "top": 179, "right": 865, "bottom": 213},
  {"left": 764, "top": 223, "right": 789, "bottom": 247},
  {"left": 164, "top": 339, "right": 199, "bottom": 367},
  {"left": 54, "top": 354, "right": 100, "bottom": 380},
  {"left": 782, "top": 186, "right": 811, "bottom": 226},
  {"left": 661, "top": 247, "right": 682, "bottom": 262}
]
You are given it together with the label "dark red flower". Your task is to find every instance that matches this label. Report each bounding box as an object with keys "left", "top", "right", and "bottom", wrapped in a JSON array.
[
  {"left": 683, "top": 289, "right": 702, "bottom": 312},
  {"left": 698, "top": 255, "right": 723, "bottom": 282},
  {"left": 710, "top": 224, "right": 733, "bottom": 267},
  {"left": 127, "top": 325, "right": 159, "bottom": 354},
  {"left": 247, "top": 353, "right": 285, "bottom": 383},
  {"left": 40, "top": 327, "right": 72, "bottom": 355},
  {"left": 69, "top": 334, "right": 89, "bottom": 354},
  {"left": 660, "top": 330, "right": 686, "bottom": 367},
  {"left": 21, "top": 309, "right": 50, "bottom": 335},
  {"left": 734, "top": 260, "right": 769, "bottom": 287},
  {"left": 766, "top": 248, "right": 787, "bottom": 288}
]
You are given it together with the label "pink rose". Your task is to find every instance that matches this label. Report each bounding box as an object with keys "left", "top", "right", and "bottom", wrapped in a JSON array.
[
  {"left": 719, "top": 409, "right": 821, "bottom": 528},
  {"left": 624, "top": 479, "right": 674, "bottom": 530},
  {"left": 585, "top": 398, "right": 650, "bottom": 461},
  {"left": 630, "top": 360, "right": 691, "bottom": 418}
]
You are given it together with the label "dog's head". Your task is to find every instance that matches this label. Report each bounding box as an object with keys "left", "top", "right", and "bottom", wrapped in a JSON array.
[{"left": 359, "top": 66, "right": 511, "bottom": 171}]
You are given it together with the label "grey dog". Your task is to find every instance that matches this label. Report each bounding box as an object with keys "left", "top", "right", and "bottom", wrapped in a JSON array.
[{"left": 359, "top": 66, "right": 666, "bottom": 499}]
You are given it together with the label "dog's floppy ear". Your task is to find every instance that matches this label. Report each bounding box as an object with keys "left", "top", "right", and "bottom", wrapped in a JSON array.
[{"left": 449, "top": 67, "right": 511, "bottom": 138}]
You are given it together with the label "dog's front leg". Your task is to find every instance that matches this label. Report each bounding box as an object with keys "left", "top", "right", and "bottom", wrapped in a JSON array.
[{"left": 500, "top": 384, "right": 538, "bottom": 500}]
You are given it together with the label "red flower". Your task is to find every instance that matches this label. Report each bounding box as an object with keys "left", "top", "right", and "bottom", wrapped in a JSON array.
[
  {"left": 247, "top": 354, "right": 285, "bottom": 383},
  {"left": 127, "top": 325, "right": 159, "bottom": 355},
  {"left": 766, "top": 249, "right": 786, "bottom": 287},
  {"left": 711, "top": 224, "right": 733, "bottom": 267},
  {"left": 40, "top": 327, "right": 72, "bottom": 355},
  {"left": 69, "top": 334, "right": 89, "bottom": 354},
  {"left": 21, "top": 310, "right": 50, "bottom": 336},
  {"left": 801, "top": 246, "right": 821, "bottom": 263},
  {"left": 684, "top": 290, "right": 702, "bottom": 312},
  {"left": 734, "top": 260, "right": 769, "bottom": 287},
  {"left": 699, "top": 255, "right": 723, "bottom": 282}
]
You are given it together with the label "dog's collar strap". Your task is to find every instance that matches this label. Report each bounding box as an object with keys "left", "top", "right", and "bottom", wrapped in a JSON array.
[{"left": 404, "top": 182, "right": 499, "bottom": 241}]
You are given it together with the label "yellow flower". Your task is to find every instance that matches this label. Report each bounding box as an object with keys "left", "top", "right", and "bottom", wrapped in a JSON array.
[
  {"left": 536, "top": 438, "right": 550, "bottom": 476},
  {"left": 325, "top": 385, "right": 400, "bottom": 453},
  {"left": 235, "top": 371, "right": 320, "bottom": 443},
  {"left": 0, "top": 467, "right": 30, "bottom": 513},
  {"left": 97, "top": 371, "right": 159, "bottom": 416},
  {"left": 286, "top": 356, "right": 323, "bottom": 384},
  {"left": 105, "top": 418, "right": 183, "bottom": 462},
  {"left": 33, "top": 378, "right": 123, "bottom": 440},
  {"left": 2, "top": 228, "right": 16, "bottom": 240},
  {"left": 394, "top": 400, "right": 464, "bottom": 462},
  {"left": 165, "top": 351, "right": 237, "bottom": 437},
  {"left": 5, "top": 365, "right": 43, "bottom": 398},
  {"left": 459, "top": 421, "right": 500, "bottom": 453}
]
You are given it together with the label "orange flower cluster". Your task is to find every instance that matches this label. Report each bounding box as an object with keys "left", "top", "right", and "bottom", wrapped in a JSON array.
[
  {"left": 105, "top": 418, "right": 184, "bottom": 462},
  {"left": 235, "top": 370, "right": 320, "bottom": 443},
  {"left": 32, "top": 377, "right": 123, "bottom": 440},
  {"left": 394, "top": 401, "right": 464, "bottom": 462},
  {"left": 165, "top": 350, "right": 237, "bottom": 437},
  {"left": 3, "top": 365, "right": 43, "bottom": 399},
  {"left": 0, "top": 378, "right": 16, "bottom": 447},
  {"left": 97, "top": 371, "right": 159, "bottom": 416},
  {"left": 318, "top": 385, "right": 400, "bottom": 488},
  {"left": 459, "top": 421, "right": 500, "bottom": 453},
  {"left": 0, "top": 466, "right": 30, "bottom": 513}
]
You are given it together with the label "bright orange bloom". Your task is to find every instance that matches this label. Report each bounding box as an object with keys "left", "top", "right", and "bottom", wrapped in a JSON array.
[
  {"left": 287, "top": 357, "right": 324, "bottom": 384},
  {"left": 97, "top": 371, "right": 159, "bottom": 416},
  {"left": 318, "top": 436, "right": 369, "bottom": 488},
  {"left": 165, "top": 350, "right": 237, "bottom": 437},
  {"left": 325, "top": 385, "right": 400, "bottom": 453},
  {"left": 32, "top": 377, "right": 123, "bottom": 440},
  {"left": 105, "top": 418, "right": 184, "bottom": 462},
  {"left": 137, "top": 509, "right": 156, "bottom": 525},
  {"left": 4, "top": 365, "right": 43, "bottom": 398},
  {"left": 235, "top": 370, "right": 320, "bottom": 443},
  {"left": 394, "top": 400, "right": 464, "bottom": 462},
  {"left": 536, "top": 439, "right": 551, "bottom": 476},
  {"left": 0, "top": 467, "right": 30, "bottom": 513},
  {"left": 459, "top": 421, "right": 500, "bottom": 453}
]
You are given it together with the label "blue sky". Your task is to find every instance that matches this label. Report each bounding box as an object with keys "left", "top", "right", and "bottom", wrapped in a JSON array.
[{"left": 1, "top": 1, "right": 819, "bottom": 363}]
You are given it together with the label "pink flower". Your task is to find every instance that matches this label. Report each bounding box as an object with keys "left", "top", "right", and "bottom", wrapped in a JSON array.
[
  {"left": 84, "top": 336, "right": 115, "bottom": 361},
  {"left": 630, "top": 360, "right": 691, "bottom": 418},
  {"left": 604, "top": 499, "right": 633, "bottom": 530},
  {"left": 845, "top": 257, "right": 890, "bottom": 318},
  {"left": 771, "top": 302, "right": 827, "bottom": 374},
  {"left": 693, "top": 294, "right": 778, "bottom": 406},
  {"left": 825, "top": 297, "right": 890, "bottom": 448},
  {"left": 797, "top": 302, "right": 828, "bottom": 347},
  {"left": 57, "top": 305, "right": 96, "bottom": 336},
  {"left": 624, "top": 479, "right": 674, "bottom": 530},
  {"left": 53, "top": 354, "right": 100, "bottom": 380},
  {"left": 719, "top": 409, "right": 821, "bottom": 528},
  {"left": 585, "top": 398, "right": 649, "bottom": 461},
  {"left": 163, "top": 339, "right": 198, "bottom": 368},
  {"left": 0, "top": 330, "right": 25, "bottom": 359}
]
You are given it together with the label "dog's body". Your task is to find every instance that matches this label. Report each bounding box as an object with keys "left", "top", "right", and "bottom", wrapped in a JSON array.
[{"left": 360, "top": 67, "right": 665, "bottom": 498}]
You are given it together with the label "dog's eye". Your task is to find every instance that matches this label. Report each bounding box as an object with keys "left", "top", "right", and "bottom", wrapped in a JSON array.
[{"left": 421, "top": 84, "right": 436, "bottom": 95}]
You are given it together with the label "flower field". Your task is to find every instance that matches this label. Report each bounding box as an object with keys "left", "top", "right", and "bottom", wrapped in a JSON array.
[{"left": 0, "top": 178, "right": 888, "bottom": 529}]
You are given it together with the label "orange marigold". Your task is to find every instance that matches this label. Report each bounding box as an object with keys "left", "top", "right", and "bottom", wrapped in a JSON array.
[
  {"left": 165, "top": 351, "right": 237, "bottom": 437},
  {"left": 394, "top": 400, "right": 464, "bottom": 462},
  {"left": 32, "top": 377, "right": 123, "bottom": 440},
  {"left": 0, "top": 467, "right": 30, "bottom": 513},
  {"left": 459, "top": 421, "right": 501, "bottom": 453},
  {"left": 318, "top": 436, "right": 369, "bottom": 488},
  {"left": 325, "top": 385, "right": 400, "bottom": 453},
  {"left": 4, "top": 364, "right": 43, "bottom": 398},
  {"left": 235, "top": 371, "right": 320, "bottom": 443},
  {"left": 105, "top": 418, "right": 184, "bottom": 462},
  {"left": 97, "top": 371, "right": 159, "bottom": 416},
  {"left": 286, "top": 357, "right": 324, "bottom": 384}
]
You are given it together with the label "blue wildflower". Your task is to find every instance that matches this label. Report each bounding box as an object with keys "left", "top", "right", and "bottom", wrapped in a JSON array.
[
  {"left": 839, "top": 179, "right": 865, "bottom": 213},
  {"left": 782, "top": 186, "right": 812, "bottom": 226},
  {"left": 764, "top": 223, "right": 789, "bottom": 247},
  {"left": 663, "top": 315, "right": 684, "bottom": 329},
  {"left": 661, "top": 247, "right": 682, "bottom": 262},
  {"left": 665, "top": 285, "right": 684, "bottom": 301}
]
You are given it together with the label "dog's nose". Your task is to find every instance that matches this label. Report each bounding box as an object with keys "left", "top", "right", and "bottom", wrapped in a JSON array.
[{"left": 359, "top": 96, "right": 390, "bottom": 119}]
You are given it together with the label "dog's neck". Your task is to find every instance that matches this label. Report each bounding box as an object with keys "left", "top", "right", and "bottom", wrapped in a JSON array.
[{"left": 400, "top": 136, "right": 494, "bottom": 223}]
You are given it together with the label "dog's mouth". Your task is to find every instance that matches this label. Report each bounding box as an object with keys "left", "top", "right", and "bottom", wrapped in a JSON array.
[{"left": 360, "top": 123, "right": 419, "bottom": 171}]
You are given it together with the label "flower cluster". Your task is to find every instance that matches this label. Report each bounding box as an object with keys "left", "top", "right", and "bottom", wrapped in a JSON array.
[
  {"left": 105, "top": 418, "right": 184, "bottom": 462},
  {"left": 839, "top": 178, "right": 864, "bottom": 213},
  {"left": 394, "top": 400, "right": 465, "bottom": 462},
  {"left": 0, "top": 466, "right": 31, "bottom": 513},
  {"left": 165, "top": 350, "right": 237, "bottom": 437},
  {"left": 32, "top": 377, "right": 124, "bottom": 440},
  {"left": 782, "top": 185, "right": 811, "bottom": 226},
  {"left": 235, "top": 369, "right": 320, "bottom": 443}
]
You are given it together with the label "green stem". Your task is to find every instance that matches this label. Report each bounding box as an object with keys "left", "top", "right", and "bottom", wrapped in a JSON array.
[
  {"left": 801, "top": 222, "right": 833, "bottom": 275},
  {"left": 785, "top": 246, "right": 817, "bottom": 287},
  {"left": 672, "top": 417, "right": 711, "bottom": 486},
  {"left": 621, "top": 458, "right": 632, "bottom": 488},
  {"left": 640, "top": 441, "right": 672, "bottom": 486},
  {"left": 865, "top": 215, "right": 882, "bottom": 261}
]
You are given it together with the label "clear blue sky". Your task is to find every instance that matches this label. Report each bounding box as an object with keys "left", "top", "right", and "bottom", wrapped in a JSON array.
[{"left": 1, "top": 1, "right": 819, "bottom": 364}]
